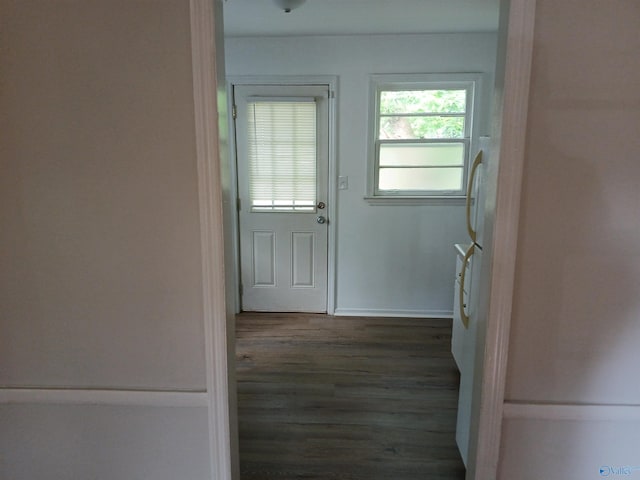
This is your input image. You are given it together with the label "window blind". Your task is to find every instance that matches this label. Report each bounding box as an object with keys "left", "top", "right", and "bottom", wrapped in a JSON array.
[{"left": 247, "top": 100, "right": 317, "bottom": 211}]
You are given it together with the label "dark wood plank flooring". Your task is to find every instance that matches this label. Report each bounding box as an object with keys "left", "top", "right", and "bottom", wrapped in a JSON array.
[{"left": 236, "top": 313, "right": 465, "bottom": 480}]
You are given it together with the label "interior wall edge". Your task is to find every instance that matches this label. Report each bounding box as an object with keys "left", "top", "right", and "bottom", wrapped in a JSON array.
[
  {"left": 0, "top": 387, "right": 208, "bottom": 408},
  {"left": 190, "top": 0, "right": 235, "bottom": 478}
]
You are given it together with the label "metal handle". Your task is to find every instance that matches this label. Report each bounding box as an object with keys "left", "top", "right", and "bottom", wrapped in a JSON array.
[
  {"left": 459, "top": 244, "right": 475, "bottom": 329},
  {"left": 316, "top": 216, "right": 326, "bottom": 224},
  {"left": 466, "top": 150, "right": 483, "bottom": 243},
  {"left": 317, "top": 201, "right": 325, "bottom": 210}
]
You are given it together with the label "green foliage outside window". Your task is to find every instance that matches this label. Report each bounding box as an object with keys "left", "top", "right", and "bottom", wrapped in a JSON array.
[{"left": 379, "top": 89, "right": 466, "bottom": 140}]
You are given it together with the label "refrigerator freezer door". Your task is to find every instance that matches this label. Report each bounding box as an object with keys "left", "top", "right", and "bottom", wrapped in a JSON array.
[{"left": 466, "top": 136, "right": 490, "bottom": 248}]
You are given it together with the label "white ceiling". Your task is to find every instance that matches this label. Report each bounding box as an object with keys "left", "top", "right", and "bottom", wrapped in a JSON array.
[{"left": 222, "top": 0, "right": 500, "bottom": 37}]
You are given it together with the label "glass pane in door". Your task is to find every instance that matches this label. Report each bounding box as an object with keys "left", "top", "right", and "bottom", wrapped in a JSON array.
[{"left": 247, "top": 101, "right": 317, "bottom": 212}]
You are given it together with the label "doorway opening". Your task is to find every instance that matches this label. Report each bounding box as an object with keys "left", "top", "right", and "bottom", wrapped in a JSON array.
[{"left": 222, "top": 1, "right": 508, "bottom": 478}]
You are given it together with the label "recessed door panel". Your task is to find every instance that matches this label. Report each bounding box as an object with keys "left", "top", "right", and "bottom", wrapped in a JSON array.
[
  {"left": 291, "top": 232, "right": 314, "bottom": 287},
  {"left": 252, "top": 231, "right": 276, "bottom": 287}
]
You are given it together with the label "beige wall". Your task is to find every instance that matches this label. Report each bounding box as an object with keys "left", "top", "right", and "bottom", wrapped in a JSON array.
[
  {"left": 0, "top": 0, "right": 206, "bottom": 389},
  {"left": 505, "top": 0, "right": 640, "bottom": 405},
  {"left": 0, "top": 0, "right": 212, "bottom": 478},
  {"left": 499, "top": 1, "right": 640, "bottom": 477}
]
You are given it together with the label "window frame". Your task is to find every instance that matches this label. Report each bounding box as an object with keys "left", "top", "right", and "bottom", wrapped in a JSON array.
[{"left": 366, "top": 73, "right": 483, "bottom": 204}]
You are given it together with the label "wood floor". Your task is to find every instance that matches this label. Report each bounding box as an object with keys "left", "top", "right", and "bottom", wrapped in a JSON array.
[{"left": 235, "top": 313, "right": 465, "bottom": 480}]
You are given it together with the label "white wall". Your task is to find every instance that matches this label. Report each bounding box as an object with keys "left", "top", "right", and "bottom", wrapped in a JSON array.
[
  {"left": 0, "top": 0, "right": 212, "bottom": 477},
  {"left": 225, "top": 34, "right": 498, "bottom": 316},
  {"left": 499, "top": 0, "right": 640, "bottom": 476}
]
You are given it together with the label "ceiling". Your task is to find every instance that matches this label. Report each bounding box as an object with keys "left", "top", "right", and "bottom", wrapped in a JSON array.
[{"left": 222, "top": 0, "right": 500, "bottom": 37}]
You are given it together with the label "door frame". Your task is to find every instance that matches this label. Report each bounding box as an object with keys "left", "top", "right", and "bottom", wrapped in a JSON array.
[
  {"left": 466, "top": 1, "right": 537, "bottom": 478},
  {"left": 189, "top": 0, "right": 537, "bottom": 478},
  {"left": 227, "top": 75, "right": 338, "bottom": 315}
]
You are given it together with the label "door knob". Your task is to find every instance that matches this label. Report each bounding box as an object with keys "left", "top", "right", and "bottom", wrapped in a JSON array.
[
  {"left": 316, "top": 216, "right": 326, "bottom": 224},
  {"left": 317, "top": 201, "right": 326, "bottom": 210}
]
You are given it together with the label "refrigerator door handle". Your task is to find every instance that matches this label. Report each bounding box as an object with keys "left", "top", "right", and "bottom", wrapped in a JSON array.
[
  {"left": 460, "top": 244, "right": 475, "bottom": 329},
  {"left": 466, "top": 150, "right": 483, "bottom": 243}
]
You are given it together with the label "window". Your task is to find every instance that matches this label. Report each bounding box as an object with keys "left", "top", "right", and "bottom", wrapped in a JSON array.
[
  {"left": 367, "top": 74, "right": 481, "bottom": 202},
  {"left": 247, "top": 99, "right": 317, "bottom": 211}
]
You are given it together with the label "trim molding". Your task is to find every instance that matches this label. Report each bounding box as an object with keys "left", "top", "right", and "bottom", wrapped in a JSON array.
[
  {"left": 503, "top": 402, "right": 640, "bottom": 422},
  {"left": 470, "top": 0, "right": 537, "bottom": 479},
  {"left": 333, "top": 308, "right": 453, "bottom": 319},
  {"left": 0, "top": 388, "right": 207, "bottom": 407},
  {"left": 190, "top": 1, "right": 233, "bottom": 479}
]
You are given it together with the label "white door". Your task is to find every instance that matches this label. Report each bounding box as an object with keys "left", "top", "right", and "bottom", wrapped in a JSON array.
[{"left": 234, "top": 84, "right": 329, "bottom": 312}]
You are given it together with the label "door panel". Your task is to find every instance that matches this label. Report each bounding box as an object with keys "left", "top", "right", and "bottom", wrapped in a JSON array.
[
  {"left": 235, "top": 84, "right": 329, "bottom": 312},
  {"left": 252, "top": 231, "right": 276, "bottom": 286},
  {"left": 291, "top": 232, "right": 315, "bottom": 287}
]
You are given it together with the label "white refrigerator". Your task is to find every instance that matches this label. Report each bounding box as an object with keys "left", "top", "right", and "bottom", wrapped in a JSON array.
[{"left": 451, "top": 136, "right": 489, "bottom": 466}]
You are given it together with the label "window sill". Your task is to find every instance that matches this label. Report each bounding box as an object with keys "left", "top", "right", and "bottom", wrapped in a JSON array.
[{"left": 363, "top": 195, "right": 466, "bottom": 206}]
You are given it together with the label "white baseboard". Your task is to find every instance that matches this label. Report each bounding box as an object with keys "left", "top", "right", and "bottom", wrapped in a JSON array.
[
  {"left": 333, "top": 308, "right": 453, "bottom": 319},
  {"left": 0, "top": 388, "right": 208, "bottom": 408},
  {"left": 504, "top": 401, "right": 640, "bottom": 422}
]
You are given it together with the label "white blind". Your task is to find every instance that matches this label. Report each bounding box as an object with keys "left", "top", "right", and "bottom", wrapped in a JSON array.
[{"left": 247, "top": 100, "right": 317, "bottom": 211}]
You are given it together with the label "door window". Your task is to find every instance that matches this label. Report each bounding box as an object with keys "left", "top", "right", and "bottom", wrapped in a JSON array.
[{"left": 247, "top": 99, "right": 317, "bottom": 212}]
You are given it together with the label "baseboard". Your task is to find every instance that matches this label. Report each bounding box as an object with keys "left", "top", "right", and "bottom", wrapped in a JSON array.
[
  {"left": 333, "top": 308, "right": 453, "bottom": 319},
  {"left": 503, "top": 401, "right": 640, "bottom": 422},
  {"left": 0, "top": 387, "right": 208, "bottom": 408}
]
